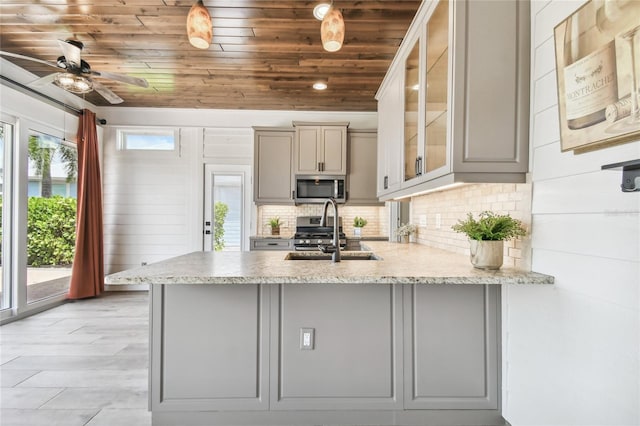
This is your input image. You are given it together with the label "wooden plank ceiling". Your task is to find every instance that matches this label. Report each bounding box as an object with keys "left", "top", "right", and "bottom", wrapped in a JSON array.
[{"left": 0, "top": 1, "right": 421, "bottom": 111}]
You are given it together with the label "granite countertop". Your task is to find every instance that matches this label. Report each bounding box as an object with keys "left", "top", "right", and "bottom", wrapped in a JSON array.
[{"left": 105, "top": 241, "right": 554, "bottom": 286}]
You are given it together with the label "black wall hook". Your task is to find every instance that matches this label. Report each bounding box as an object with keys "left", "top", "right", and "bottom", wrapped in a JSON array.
[{"left": 602, "top": 159, "right": 640, "bottom": 192}]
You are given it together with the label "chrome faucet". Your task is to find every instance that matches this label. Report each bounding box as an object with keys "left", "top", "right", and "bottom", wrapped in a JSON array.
[{"left": 319, "top": 197, "right": 341, "bottom": 262}]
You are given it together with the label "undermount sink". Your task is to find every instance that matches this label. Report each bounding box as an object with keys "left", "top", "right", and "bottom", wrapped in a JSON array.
[{"left": 284, "top": 252, "right": 381, "bottom": 261}]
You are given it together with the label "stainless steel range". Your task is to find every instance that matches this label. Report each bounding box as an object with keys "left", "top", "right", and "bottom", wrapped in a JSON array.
[{"left": 293, "top": 216, "right": 346, "bottom": 251}]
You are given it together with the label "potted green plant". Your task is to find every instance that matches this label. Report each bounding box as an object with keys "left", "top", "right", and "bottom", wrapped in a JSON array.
[
  {"left": 268, "top": 217, "right": 282, "bottom": 236},
  {"left": 396, "top": 223, "right": 417, "bottom": 243},
  {"left": 352, "top": 216, "right": 367, "bottom": 237},
  {"left": 452, "top": 211, "right": 526, "bottom": 270}
]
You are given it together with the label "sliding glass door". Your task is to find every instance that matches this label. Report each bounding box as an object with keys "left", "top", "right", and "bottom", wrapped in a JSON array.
[
  {"left": 0, "top": 121, "right": 13, "bottom": 311},
  {"left": 26, "top": 130, "right": 77, "bottom": 304},
  {"left": 1, "top": 117, "right": 77, "bottom": 323}
]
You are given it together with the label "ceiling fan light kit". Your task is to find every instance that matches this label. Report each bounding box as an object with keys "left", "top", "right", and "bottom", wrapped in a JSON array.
[
  {"left": 0, "top": 38, "right": 148, "bottom": 104},
  {"left": 187, "top": 0, "right": 213, "bottom": 49},
  {"left": 54, "top": 72, "right": 93, "bottom": 94},
  {"left": 321, "top": 6, "right": 345, "bottom": 52}
]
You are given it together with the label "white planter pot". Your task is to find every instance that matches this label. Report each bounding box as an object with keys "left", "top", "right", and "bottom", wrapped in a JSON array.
[
  {"left": 353, "top": 227, "right": 362, "bottom": 237},
  {"left": 469, "top": 240, "right": 504, "bottom": 270}
]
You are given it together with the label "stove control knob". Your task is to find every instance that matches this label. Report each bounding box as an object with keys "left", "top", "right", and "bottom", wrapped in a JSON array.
[
  {"left": 317, "top": 239, "right": 323, "bottom": 244},
  {"left": 305, "top": 239, "right": 310, "bottom": 244}
]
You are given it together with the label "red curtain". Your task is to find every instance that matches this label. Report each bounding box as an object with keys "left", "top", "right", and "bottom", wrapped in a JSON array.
[{"left": 68, "top": 109, "right": 104, "bottom": 299}]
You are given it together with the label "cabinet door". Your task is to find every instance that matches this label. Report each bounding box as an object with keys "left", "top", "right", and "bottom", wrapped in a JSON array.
[
  {"left": 270, "top": 284, "right": 403, "bottom": 410},
  {"left": 320, "top": 126, "right": 347, "bottom": 174},
  {"left": 250, "top": 239, "right": 293, "bottom": 251},
  {"left": 254, "top": 130, "right": 294, "bottom": 204},
  {"left": 378, "top": 70, "right": 405, "bottom": 197},
  {"left": 153, "top": 284, "right": 270, "bottom": 411},
  {"left": 404, "top": 39, "right": 421, "bottom": 181},
  {"left": 295, "top": 126, "right": 320, "bottom": 174},
  {"left": 423, "top": 0, "right": 449, "bottom": 175},
  {"left": 403, "top": 284, "right": 499, "bottom": 410},
  {"left": 347, "top": 131, "right": 381, "bottom": 205}
]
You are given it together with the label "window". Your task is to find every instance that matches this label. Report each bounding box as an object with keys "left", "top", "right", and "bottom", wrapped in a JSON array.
[{"left": 118, "top": 129, "right": 177, "bottom": 151}]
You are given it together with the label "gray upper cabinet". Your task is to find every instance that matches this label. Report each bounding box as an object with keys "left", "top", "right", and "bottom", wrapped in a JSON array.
[
  {"left": 376, "top": 0, "right": 530, "bottom": 200},
  {"left": 293, "top": 122, "right": 348, "bottom": 175},
  {"left": 347, "top": 130, "right": 383, "bottom": 205},
  {"left": 253, "top": 128, "right": 294, "bottom": 205},
  {"left": 377, "top": 68, "right": 404, "bottom": 198}
]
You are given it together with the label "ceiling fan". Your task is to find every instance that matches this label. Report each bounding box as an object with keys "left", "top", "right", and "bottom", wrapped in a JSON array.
[{"left": 0, "top": 39, "right": 148, "bottom": 104}]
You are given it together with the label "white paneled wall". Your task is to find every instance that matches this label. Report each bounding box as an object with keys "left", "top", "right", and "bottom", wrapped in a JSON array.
[
  {"left": 102, "top": 127, "right": 196, "bottom": 273},
  {"left": 502, "top": 1, "right": 640, "bottom": 424}
]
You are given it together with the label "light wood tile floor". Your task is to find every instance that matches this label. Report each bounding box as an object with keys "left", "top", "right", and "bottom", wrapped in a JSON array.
[{"left": 0, "top": 292, "right": 150, "bottom": 426}]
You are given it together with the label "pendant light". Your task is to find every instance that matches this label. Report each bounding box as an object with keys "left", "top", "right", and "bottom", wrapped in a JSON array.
[
  {"left": 187, "top": 0, "right": 212, "bottom": 49},
  {"left": 321, "top": 5, "right": 345, "bottom": 52}
]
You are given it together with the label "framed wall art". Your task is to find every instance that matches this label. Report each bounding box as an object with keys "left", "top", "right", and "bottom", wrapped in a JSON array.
[{"left": 554, "top": 0, "right": 640, "bottom": 152}]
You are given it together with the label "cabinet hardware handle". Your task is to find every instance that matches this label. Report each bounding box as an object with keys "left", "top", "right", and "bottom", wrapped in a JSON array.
[
  {"left": 384, "top": 175, "right": 388, "bottom": 189},
  {"left": 267, "top": 243, "right": 278, "bottom": 246}
]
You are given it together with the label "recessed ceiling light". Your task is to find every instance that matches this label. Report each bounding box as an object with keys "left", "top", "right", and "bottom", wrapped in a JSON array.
[
  {"left": 313, "top": 3, "right": 331, "bottom": 20},
  {"left": 313, "top": 81, "right": 328, "bottom": 90}
]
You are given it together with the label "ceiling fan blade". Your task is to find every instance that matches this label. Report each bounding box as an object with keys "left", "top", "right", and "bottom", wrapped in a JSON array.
[
  {"left": 28, "top": 73, "right": 58, "bottom": 87},
  {"left": 57, "top": 39, "right": 81, "bottom": 68},
  {"left": 90, "top": 70, "right": 148, "bottom": 88},
  {"left": 92, "top": 80, "right": 124, "bottom": 104},
  {"left": 0, "top": 51, "right": 60, "bottom": 69}
]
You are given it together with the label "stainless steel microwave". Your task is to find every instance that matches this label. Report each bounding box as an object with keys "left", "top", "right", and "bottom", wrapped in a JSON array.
[{"left": 294, "top": 175, "right": 346, "bottom": 204}]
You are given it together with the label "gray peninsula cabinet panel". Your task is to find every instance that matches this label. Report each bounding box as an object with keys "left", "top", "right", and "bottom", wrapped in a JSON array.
[
  {"left": 152, "top": 285, "right": 270, "bottom": 412},
  {"left": 150, "top": 283, "right": 502, "bottom": 425},
  {"left": 269, "top": 284, "right": 403, "bottom": 410},
  {"left": 403, "top": 284, "right": 500, "bottom": 410}
]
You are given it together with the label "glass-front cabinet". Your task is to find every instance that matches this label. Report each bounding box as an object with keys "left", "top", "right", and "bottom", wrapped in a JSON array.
[
  {"left": 375, "top": 0, "right": 530, "bottom": 200},
  {"left": 404, "top": 40, "right": 420, "bottom": 182},
  {"left": 423, "top": 0, "right": 448, "bottom": 175}
]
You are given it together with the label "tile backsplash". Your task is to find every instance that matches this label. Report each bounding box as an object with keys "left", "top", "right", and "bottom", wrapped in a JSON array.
[
  {"left": 411, "top": 183, "right": 532, "bottom": 269},
  {"left": 257, "top": 205, "right": 389, "bottom": 238}
]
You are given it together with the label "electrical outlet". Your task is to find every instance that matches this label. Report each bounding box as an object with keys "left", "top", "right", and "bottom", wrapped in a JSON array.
[
  {"left": 419, "top": 214, "right": 427, "bottom": 227},
  {"left": 435, "top": 214, "right": 441, "bottom": 229},
  {"left": 300, "top": 328, "right": 314, "bottom": 350}
]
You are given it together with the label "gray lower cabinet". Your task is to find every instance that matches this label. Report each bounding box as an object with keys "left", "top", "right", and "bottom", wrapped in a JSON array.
[
  {"left": 270, "top": 284, "right": 402, "bottom": 410},
  {"left": 250, "top": 238, "right": 293, "bottom": 251},
  {"left": 403, "top": 284, "right": 500, "bottom": 410},
  {"left": 150, "top": 284, "right": 502, "bottom": 425},
  {"left": 153, "top": 285, "right": 270, "bottom": 412}
]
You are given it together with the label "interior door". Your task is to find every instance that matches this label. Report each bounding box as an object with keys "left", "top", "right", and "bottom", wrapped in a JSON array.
[{"left": 203, "top": 165, "right": 252, "bottom": 252}]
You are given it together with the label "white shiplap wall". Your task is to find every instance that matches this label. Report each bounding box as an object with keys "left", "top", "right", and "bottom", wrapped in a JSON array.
[
  {"left": 102, "top": 127, "right": 197, "bottom": 273},
  {"left": 502, "top": 1, "right": 640, "bottom": 424},
  {"left": 99, "top": 109, "right": 377, "bottom": 274}
]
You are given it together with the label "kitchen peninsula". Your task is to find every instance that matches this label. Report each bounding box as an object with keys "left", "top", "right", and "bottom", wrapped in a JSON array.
[{"left": 106, "top": 242, "right": 552, "bottom": 426}]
